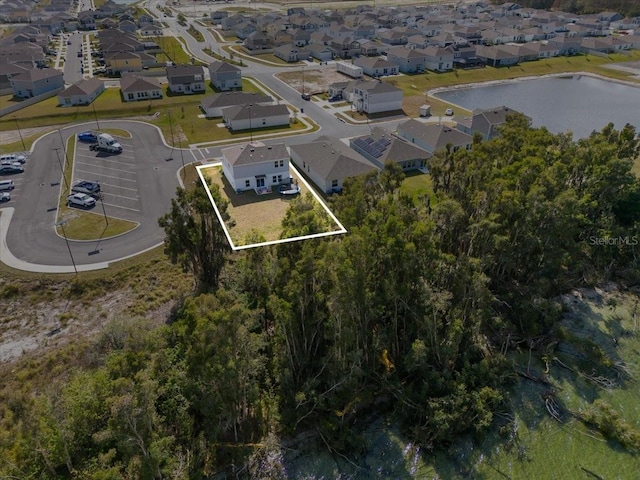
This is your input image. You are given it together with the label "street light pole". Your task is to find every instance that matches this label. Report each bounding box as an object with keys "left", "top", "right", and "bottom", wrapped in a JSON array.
[
  {"left": 56, "top": 221, "right": 78, "bottom": 276},
  {"left": 248, "top": 103, "right": 253, "bottom": 144},
  {"left": 99, "top": 193, "right": 109, "bottom": 226},
  {"left": 13, "top": 117, "right": 26, "bottom": 151},
  {"left": 92, "top": 102, "right": 100, "bottom": 130},
  {"left": 167, "top": 109, "right": 175, "bottom": 159}
]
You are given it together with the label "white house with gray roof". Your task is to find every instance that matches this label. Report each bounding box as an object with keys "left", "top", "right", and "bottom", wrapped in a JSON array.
[
  {"left": 166, "top": 64, "right": 205, "bottom": 94},
  {"left": 208, "top": 61, "right": 242, "bottom": 91},
  {"left": 289, "top": 136, "right": 377, "bottom": 193},
  {"left": 221, "top": 142, "right": 290, "bottom": 193},
  {"left": 454, "top": 105, "right": 526, "bottom": 140},
  {"left": 57, "top": 77, "right": 105, "bottom": 106},
  {"left": 353, "top": 57, "right": 399, "bottom": 77},
  {"left": 350, "top": 80, "right": 403, "bottom": 114},
  {"left": 120, "top": 74, "right": 162, "bottom": 102},
  {"left": 222, "top": 103, "right": 290, "bottom": 131},
  {"left": 200, "top": 91, "right": 272, "bottom": 118}
]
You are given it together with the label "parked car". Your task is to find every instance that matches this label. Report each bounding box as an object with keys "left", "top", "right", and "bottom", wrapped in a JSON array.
[
  {"left": 0, "top": 164, "right": 24, "bottom": 175},
  {"left": 445, "top": 108, "right": 454, "bottom": 116},
  {"left": 71, "top": 180, "right": 101, "bottom": 197},
  {"left": 67, "top": 192, "right": 96, "bottom": 208},
  {"left": 301, "top": 92, "right": 311, "bottom": 101},
  {"left": 0, "top": 153, "right": 26, "bottom": 164},
  {"left": 0, "top": 191, "right": 10, "bottom": 202},
  {"left": 77, "top": 131, "right": 98, "bottom": 143}
]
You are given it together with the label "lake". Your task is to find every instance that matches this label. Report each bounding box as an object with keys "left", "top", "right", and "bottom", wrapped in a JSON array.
[{"left": 433, "top": 75, "right": 640, "bottom": 139}]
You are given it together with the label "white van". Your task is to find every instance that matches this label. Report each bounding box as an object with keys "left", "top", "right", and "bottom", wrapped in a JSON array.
[
  {"left": 0, "top": 153, "right": 26, "bottom": 164},
  {"left": 0, "top": 179, "right": 15, "bottom": 191}
]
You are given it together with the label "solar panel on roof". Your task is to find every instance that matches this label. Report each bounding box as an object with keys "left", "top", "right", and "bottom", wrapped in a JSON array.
[{"left": 364, "top": 137, "right": 374, "bottom": 144}]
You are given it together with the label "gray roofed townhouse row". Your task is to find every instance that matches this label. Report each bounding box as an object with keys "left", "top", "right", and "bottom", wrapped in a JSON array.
[
  {"left": 397, "top": 120, "right": 473, "bottom": 154},
  {"left": 289, "top": 136, "right": 378, "bottom": 193},
  {"left": 10, "top": 67, "right": 64, "bottom": 99},
  {"left": 200, "top": 91, "right": 272, "bottom": 118}
]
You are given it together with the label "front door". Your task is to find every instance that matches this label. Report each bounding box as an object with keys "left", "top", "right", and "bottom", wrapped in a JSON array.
[{"left": 256, "top": 177, "right": 265, "bottom": 188}]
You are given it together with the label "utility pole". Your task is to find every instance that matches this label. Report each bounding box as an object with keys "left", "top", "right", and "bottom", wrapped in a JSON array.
[
  {"left": 13, "top": 117, "right": 26, "bottom": 151},
  {"left": 53, "top": 147, "right": 69, "bottom": 191},
  {"left": 92, "top": 102, "right": 100, "bottom": 130},
  {"left": 167, "top": 109, "right": 175, "bottom": 159},
  {"left": 56, "top": 221, "right": 78, "bottom": 276},
  {"left": 248, "top": 103, "right": 253, "bottom": 144}
]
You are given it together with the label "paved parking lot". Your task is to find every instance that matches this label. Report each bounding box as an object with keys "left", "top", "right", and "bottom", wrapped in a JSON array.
[{"left": 73, "top": 137, "right": 141, "bottom": 217}]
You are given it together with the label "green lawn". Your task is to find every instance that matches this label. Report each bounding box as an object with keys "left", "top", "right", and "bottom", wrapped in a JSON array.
[
  {"left": 150, "top": 36, "right": 198, "bottom": 65},
  {"left": 400, "top": 170, "right": 433, "bottom": 202}
]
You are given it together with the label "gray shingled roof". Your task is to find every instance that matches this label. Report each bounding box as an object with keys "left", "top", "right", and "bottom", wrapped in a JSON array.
[
  {"left": 59, "top": 77, "right": 104, "bottom": 97},
  {"left": 289, "top": 136, "right": 377, "bottom": 180},
  {"left": 201, "top": 91, "right": 272, "bottom": 109},
  {"left": 398, "top": 120, "right": 473, "bottom": 151},
  {"left": 222, "top": 142, "right": 289, "bottom": 167},
  {"left": 223, "top": 103, "right": 289, "bottom": 121}
]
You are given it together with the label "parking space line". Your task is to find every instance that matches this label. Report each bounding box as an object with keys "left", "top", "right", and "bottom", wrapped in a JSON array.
[
  {"left": 102, "top": 192, "right": 139, "bottom": 202},
  {"left": 100, "top": 182, "right": 138, "bottom": 192},
  {"left": 74, "top": 168, "right": 137, "bottom": 180},
  {"left": 102, "top": 202, "right": 140, "bottom": 212}
]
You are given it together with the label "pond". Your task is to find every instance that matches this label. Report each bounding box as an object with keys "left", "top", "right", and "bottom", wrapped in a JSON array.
[{"left": 433, "top": 74, "right": 640, "bottom": 139}]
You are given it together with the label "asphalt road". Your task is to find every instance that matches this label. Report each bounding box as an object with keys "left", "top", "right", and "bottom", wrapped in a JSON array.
[{"left": 4, "top": 121, "right": 178, "bottom": 267}]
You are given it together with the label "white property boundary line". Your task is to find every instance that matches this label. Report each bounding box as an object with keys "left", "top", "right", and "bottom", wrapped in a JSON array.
[{"left": 196, "top": 162, "right": 347, "bottom": 251}]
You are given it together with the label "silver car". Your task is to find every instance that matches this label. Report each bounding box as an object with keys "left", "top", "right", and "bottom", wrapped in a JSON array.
[{"left": 67, "top": 192, "right": 96, "bottom": 208}]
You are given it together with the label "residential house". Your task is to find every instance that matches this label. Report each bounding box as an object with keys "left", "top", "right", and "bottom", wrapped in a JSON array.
[
  {"left": 0, "top": 44, "right": 45, "bottom": 68},
  {"left": 0, "top": 61, "right": 30, "bottom": 91},
  {"left": 350, "top": 127, "right": 431, "bottom": 170},
  {"left": 235, "top": 21, "right": 257, "bottom": 40},
  {"left": 387, "top": 46, "right": 427, "bottom": 73},
  {"left": 350, "top": 80, "right": 403, "bottom": 114},
  {"left": 211, "top": 10, "right": 229, "bottom": 24},
  {"left": 274, "top": 44, "right": 308, "bottom": 62},
  {"left": 306, "top": 44, "right": 335, "bottom": 62},
  {"left": 200, "top": 91, "right": 272, "bottom": 118},
  {"left": 454, "top": 105, "right": 524, "bottom": 139},
  {"left": 357, "top": 39, "right": 379, "bottom": 56},
  {"left": 475, "top": 44, "right": 519, "bottom": 66},
  {"left": 310, "top": 31, "right": 334, "bottom": 45},
  {"left": 120, "top": 74, "right": 162, "bottom": 102},
  {"left": 378, "top": 29, "right": 409, "bottom": 45},
  {"left": 106, "top": 51, "right": 143, "bottom": 75},
  {"left": 526, "top": 41, "right": 561, "bottom": 58},
  {"left": 10, "top": 68, "right": 64, "bottom": 98},
  {"left": 166, "top": 64, "right": 205, "bottom": 94},
  {"left": 244, "top": 31, "right": 273, "bottom": 51},
  {"left": 547, "top": 35, "right": 582, "bottom": 55},
  {"left": 580, "top": 36, "right": 633, "bottom": 53},
  {"left": 140, "top": 24, "right": 163, "bottom": 37},
  {"left": 353, "top": 56, "right": 399, "bottom": 77},
  {"left": 119, "top": 19, "right": 137, "bottom": 33},
  {"left": 138, "top": 13, "right": 154, "bottom": 26},
  {"left": 58, "top": 78, "right": 105, "bottom": 106},
  {"left": 78, "top": 11, "right": 96, "bottom": 30},
  {"left": 208, "top": 61, "right": 242, "bottom": 91},
  {"left": 330, "top": 37, "right": 361, "bottom": 59},
  {"left": 422, "top": 45, "right": 454, "bottom": 71},
  {"left": 221, "top": 142, "right": 290, "bottom": 193},
  {"left": 397, "top": 120, "right": 473, "bottom": 154},
  {"left": 289, "top": 136, "right": 378, "bottom": 193},
  {"left": 222, "top": 103, "right": 290, "bottom": 131}
]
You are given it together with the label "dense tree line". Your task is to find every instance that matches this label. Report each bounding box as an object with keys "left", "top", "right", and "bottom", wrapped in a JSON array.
[
  {"left": 1, "top": 116, "right": 638, "bottom": 478},
  {"left": 492, "top": 0, "right": 640, "bottom": 17}
]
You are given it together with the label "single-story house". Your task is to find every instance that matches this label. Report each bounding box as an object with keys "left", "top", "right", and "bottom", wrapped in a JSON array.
[
  {"left": 289, "top": 136, "right": 378, "bottom": 193},
  {"left": 221, "top": 141, "right": 290, "bottom": 193},
  {"left": 166, "top": 64, "right": 205, "bottom": 94},
  {"left": 208, "top": 61, "right": 242, "bottom": 91},
  {"left": 10, "top": 67, "right": 64, "bottom": 98},
  {"left": 120, "top": 74, "right": 162, "bottom": 102},
  {"left": 200, "top": 91, "right": 272, "bottom": 118},
  {"left": 350, "top": 127, "right": 431, "bottom": 171},
  {"left": 474, "top": 45, "right": 519, "bottom": 67},
  {"left": 222, "top": 103, "right": 290, "bottom": 131},
  {"left": 274, "top": 44, "right": 308, "bottom": 62},
  {"left": 306, "top": 43, "right": 335, "bottom": 62},
  {"left": 397, "top": 120, "right": 473, "bottom": 154},
  {"left": 58, "top": 77, "right": 105, "bottom": 106}
]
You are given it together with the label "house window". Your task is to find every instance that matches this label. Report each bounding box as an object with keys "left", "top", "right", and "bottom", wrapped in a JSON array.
[
  {"left": 279, "top": 160, "right": 284, "bottom": 167},
  {"left": 245, "top": 180, "right": 251, "bottom": 188},
  {"left": 278, "top": 175, "right": 282, "bottom": 183},
  {"left": 274, "top": 161, "right": 279, "bottom": 168},
  {"left": 331, "top": 179, "right": 338, "bottom": 187},
  {"left": 128, "top": 93, "right": 134, "bottom": 100},
  {"left": 256, "top": 178, "right": 265, "bottom": 188},
  {"left": 272, "top": 175, "right": 277, "bottom": 183}
]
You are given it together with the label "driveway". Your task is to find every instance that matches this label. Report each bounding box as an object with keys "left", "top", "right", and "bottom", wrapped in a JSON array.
[{"left": 2, "top": 120, "right": 180, "bottom": 269}]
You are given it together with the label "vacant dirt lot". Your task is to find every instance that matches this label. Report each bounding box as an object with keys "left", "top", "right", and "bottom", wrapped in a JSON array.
[{"left": 276, "top": 67, "right": 354, "bottom": 95}]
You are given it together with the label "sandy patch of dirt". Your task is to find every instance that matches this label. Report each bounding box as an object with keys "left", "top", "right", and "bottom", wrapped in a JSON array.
[{"left": 276, "top": 67, "right": 355, "bottom": 95}]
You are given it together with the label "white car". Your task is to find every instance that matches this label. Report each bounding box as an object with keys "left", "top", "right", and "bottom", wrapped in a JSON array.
[
  {"left": 445, "top": 108, "right": 454, "bottom": 116},
  {"left": 0, "top": 192, "right": 10, "bottom": 202},
  {"left": 67, "top": 192, "right": 96, "bottom": 208}
]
